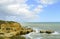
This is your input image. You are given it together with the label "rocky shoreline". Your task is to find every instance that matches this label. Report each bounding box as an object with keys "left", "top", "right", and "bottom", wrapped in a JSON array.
[
  {"left": 0, "top": 20, "right": 34, "bottom": 37},
  {"left": 0, "top": 20, "right": 55, "bottom": 37}
]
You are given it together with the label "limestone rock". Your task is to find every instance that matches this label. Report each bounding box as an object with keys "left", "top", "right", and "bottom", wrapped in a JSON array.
[{"left": 0, "top": 20, "right": 33, "bottom": 37}]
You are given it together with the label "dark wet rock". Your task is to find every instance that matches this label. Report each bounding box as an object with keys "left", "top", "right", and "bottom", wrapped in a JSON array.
[
  {"left": 40, "top": 30, "right": 54, "bottom": 34},
  {"left": 15, "top": 28, "right": 33, "bottom": 36},
  {"left": 26, "top": 28, "right": 33, "bottom": 32},
  {"left": 19, "top": 28, "right": 33, "bottom": 35},
  {"left": 45, "top": 30, "right": 54, "bottom": 34},
  {"left": 40, "top": 30, "right": 46, "bottom": 33}
]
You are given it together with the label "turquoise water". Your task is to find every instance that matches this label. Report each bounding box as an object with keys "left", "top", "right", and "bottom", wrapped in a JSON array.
[{"left": 21, "top": 22, "right": 60, "bottom": 39}]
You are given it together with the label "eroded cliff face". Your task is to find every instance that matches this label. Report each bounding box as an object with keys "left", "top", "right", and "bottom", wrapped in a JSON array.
[
  {"left": 0, "top": 20, "right": 22, "bottom": 37},
  {"left": 0, "top": 20, "right": 33, "bottom": 37},
  {"left": 0, "top": 20, "right": 21, "bottom": 33}
]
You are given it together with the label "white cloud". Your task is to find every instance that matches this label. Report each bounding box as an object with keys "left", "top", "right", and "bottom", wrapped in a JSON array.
[
  {"left": 40, "top": 0, "right": 55, "bottom": 5},
  {"left": 33, "top": 5, "right": 43, "bottom": 14},
  {"left": 0, "top": 0, "right": 58, "bottom": 22},
  {"left": 0, "top": 0, "right": 14, "bottom": 5},
  {"left": 6, "top": 0, "right": 43, "bottom": 21},
  {"left": 16, "top": 0, "right": 27, "bottom": 3},
  {"left": 5, "top": 16, "right": 17, "bottom": 21},
  {"left": 36, "top": 0, "right": 57, "bottom": 7},
  {"left": 0, "top": 0, "right": 27, "bottom": 4}
]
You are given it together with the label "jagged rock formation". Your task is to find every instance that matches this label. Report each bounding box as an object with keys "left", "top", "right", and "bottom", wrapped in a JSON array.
[{"left": 0, "top": 20, "right": 33, "bottom": 37}]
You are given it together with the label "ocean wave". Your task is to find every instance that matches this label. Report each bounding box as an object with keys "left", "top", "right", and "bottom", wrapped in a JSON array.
[{"left": 51, "top": 31, "right": 59, "bottom": 35}]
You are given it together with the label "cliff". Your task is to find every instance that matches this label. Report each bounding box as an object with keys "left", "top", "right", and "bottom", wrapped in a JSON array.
[{"left": 0, "top": 20, "right": 33, "bottom": 37}]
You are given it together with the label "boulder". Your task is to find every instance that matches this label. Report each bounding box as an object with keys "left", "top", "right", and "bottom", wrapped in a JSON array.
[
  {"left": 40, "top": 30, "right": 54, "bottom": 34},
  {"left": 45, "top": 30, "right": 54, "bottom": 34},
  {"left": 19, "top": 28, "right": 33, "bottom": 35},
  {"left": 26, "top": 28, "right": 33, "bottom": 32},
  {"left": 40, "top": 30, "right": 46, "bottom": 33}
]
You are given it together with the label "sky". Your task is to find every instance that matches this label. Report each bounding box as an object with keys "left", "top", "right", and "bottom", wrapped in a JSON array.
[{"left": 0, "top": 0, "right": 60, "bottom": 22}]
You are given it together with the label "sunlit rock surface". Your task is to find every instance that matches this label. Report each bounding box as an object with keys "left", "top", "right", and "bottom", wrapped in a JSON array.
[{"left": 0, "top": 20, "right": 33, "bottom": 37}]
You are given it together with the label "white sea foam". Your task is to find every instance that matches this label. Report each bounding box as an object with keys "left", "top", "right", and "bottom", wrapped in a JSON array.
[
  {"left": 21, "top": 27, "right": 60, "bottom": 39},
  {"left": 22, "top": 31, "right": 42, "bottom": 39},
  {"left": 52, "top": 31, "right": 59, "bottom": 35},
  {"left": 21, "top": 28, "right": 42, "bottom": 39},
  {"left": 32, "top": 28, "right": 40, "bottom": 33}
]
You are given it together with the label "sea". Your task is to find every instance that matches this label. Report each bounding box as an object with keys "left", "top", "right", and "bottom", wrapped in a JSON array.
[
  {"left": 0, "top": 22, "right": 60, "bottom": 39},
  {"left": 21, "top": 22, "right": 60, "bottom": 39}
]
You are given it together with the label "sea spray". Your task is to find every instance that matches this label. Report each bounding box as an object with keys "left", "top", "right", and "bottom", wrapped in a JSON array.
[
  {"left": 21, "top": 31, "right": 42, "bottom": 39},
  {"left": 32, "top": 28, "right": 40, "bottom": 33},
  {"left": 52, "top": 31, "right": 59, "bottom": 35},
  {"left": 21, "top": 29, "right": 60, "bottom": 39}
]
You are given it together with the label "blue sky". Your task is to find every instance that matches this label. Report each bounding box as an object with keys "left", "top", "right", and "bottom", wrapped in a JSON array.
[
  {"left": 0, "top": 0, "right": 60, "bottom": 22},
  {"left": 40, "top": 2, "right": 60, "bottom": 22}
]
